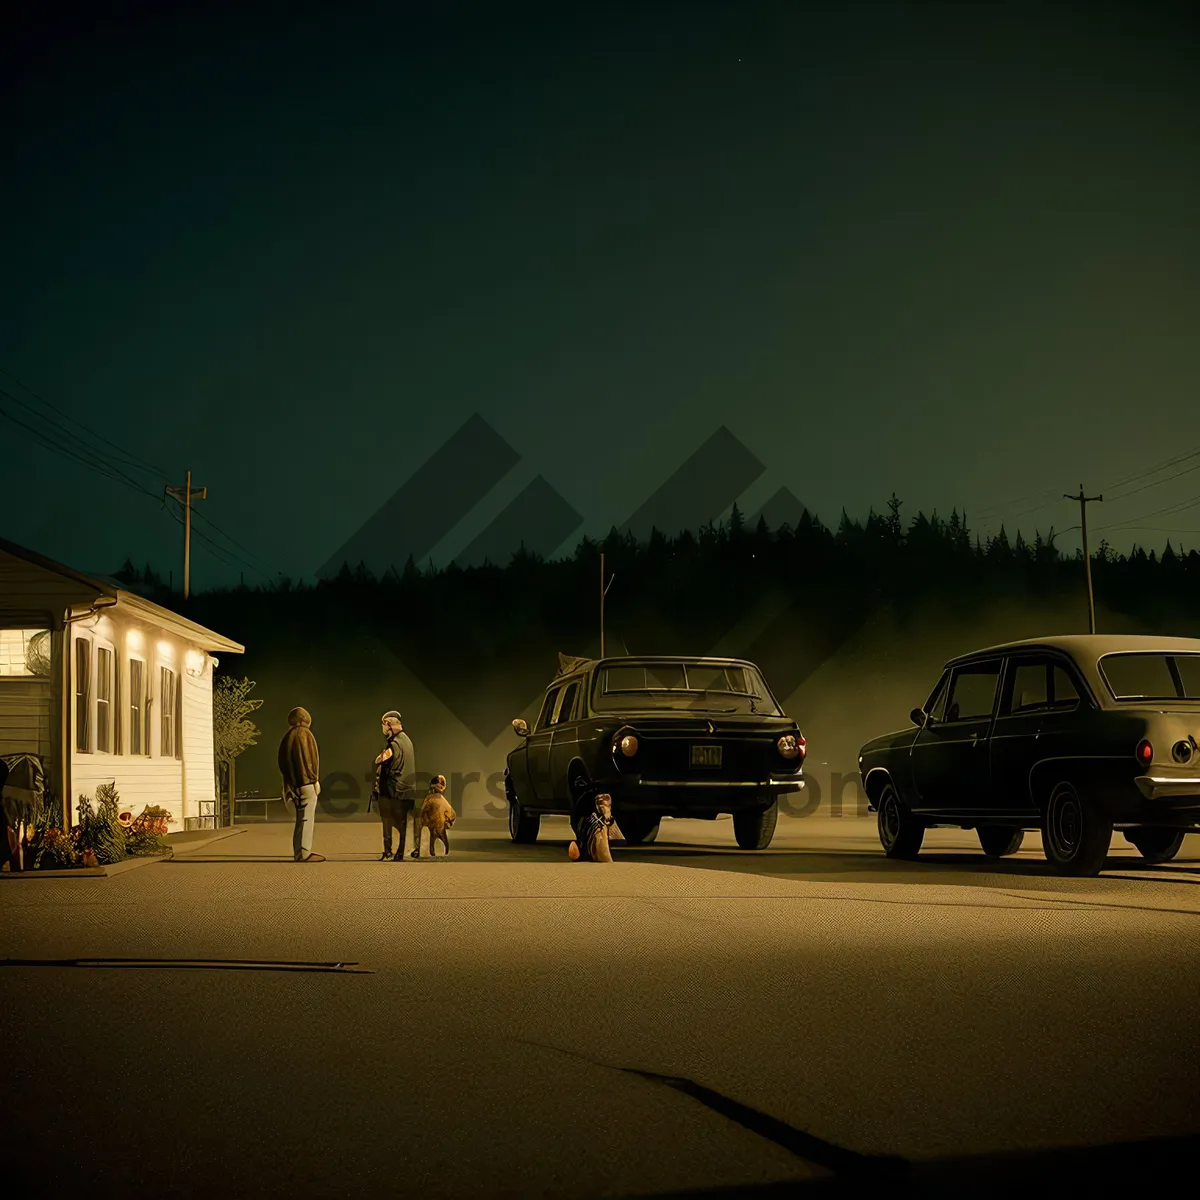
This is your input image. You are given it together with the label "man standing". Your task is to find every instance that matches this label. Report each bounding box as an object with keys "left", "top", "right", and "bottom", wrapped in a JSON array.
[
  {"left": 278, "top": 707, "right": 325, "bottom": 863},
  {"left": 374, "top": 710, "right": 416, "bottom": 860}
]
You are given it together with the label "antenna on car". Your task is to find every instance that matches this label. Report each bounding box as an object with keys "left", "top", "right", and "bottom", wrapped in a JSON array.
[{"left": 600, "top": 552, "right": 616, "bottom": 656}]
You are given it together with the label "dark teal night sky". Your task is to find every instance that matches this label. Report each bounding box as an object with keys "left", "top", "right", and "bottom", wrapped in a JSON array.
[{"left": 4, "top": 1, "right": 1199, "bottom": 587}]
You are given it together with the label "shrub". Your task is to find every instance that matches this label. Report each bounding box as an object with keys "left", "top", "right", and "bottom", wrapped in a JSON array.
[
  {"left": 77, "top": 782, "right": 127, "bottom": 865},
  {"left": 125, "top": 805, "right": 173, "bottom": 857}
]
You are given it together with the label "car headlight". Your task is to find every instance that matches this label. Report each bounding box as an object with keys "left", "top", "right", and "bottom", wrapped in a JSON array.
[
  {"left": 777, "top": 733, "right": 804, "bottom": 759},
  {"left": 612, "top": 734, "right": 638, "bottom": 757}
]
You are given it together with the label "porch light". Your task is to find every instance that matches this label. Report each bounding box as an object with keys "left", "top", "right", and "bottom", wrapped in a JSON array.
[{"left": 126, "top": 629, "right": 143, "bottom": 651}]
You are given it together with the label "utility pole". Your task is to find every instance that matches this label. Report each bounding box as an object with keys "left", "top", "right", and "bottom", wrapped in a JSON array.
[
  {"left": 1064, "top": 483, "right": 1103, "bottom": 633},
  {"left": 165, "top": 471, "right": 207, "bottom": 599}
]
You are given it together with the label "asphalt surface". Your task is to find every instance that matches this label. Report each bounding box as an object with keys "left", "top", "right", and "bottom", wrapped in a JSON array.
[{"left": 2, "top": 813, "right": 1199, "bottom": 1198}]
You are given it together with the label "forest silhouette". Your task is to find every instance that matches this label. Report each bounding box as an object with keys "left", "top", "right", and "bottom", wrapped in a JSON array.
[{"left": 112, "top": 498, "right": 1200, "bottom": 748}]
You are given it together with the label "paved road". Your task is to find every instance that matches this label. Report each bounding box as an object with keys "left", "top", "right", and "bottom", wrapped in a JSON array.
[{"left": 2, "top": 815, "right": 1199, "bottom": 1197}]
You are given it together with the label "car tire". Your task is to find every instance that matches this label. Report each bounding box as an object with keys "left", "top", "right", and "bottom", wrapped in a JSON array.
[
  {"left": 617, "top": 813, "right": 660, "bottom": 844},
  {"left": 733, "top": 799, "right": 778, "bottom": 850},
  {"left": 506, "top": 777, "right": 540, "bottom": 844},
  {"left": 1041, "top": 781, "right": 1111, "bottom": 877},
  {"left": 1123, "top": 827, "right": 1185, "bottom": 865},
  {"left": 877, "top": 782, "right": 924, "bottom": 859},
  {"left": 977, "top": 826, "right": 1024, "bottom": 858}
]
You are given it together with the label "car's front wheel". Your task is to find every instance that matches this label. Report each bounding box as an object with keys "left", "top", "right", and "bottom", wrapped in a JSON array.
[
  {"left": 877, "top": 782, "right": 924, "bottom": 859},
  {"left": 733, "top": 799, "right": 778, "bottom": 850},
  {"left": 1042, "top": 781, "right": 1111, "bottom": 876},
  {"left": 978, "top": 826, "right": 1024, "bottom": 858},
  {"left": 1123, "top": 827, "right": 1185, "bottom": 864},
  {"left": 506, "top": 776, "right": 540, "bottom": 844}
]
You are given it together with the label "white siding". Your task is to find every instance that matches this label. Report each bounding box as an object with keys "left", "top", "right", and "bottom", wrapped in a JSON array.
[
  {"left": 0, "top": 678, "right": 51, "bottom": 756},
  {"left": 182, "top": 658, "right": 216, "bottom": 814},
  {"left": 69, "top": 604, "right": 220, "bottom": 830}
]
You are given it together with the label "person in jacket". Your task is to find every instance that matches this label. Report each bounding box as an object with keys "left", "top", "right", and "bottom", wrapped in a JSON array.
[
  {"left": 278, "top": 707, "right": 325, "bottom": 862},
  {"left": 374, "top": 710, "right": 416, "bottom": 860}
]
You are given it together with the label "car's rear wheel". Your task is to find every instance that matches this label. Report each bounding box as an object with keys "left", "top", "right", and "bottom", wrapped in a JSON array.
[
  {"left": 733, "top": 799, "right": 778, "bottom": 850},
  {"left": 977, "top": 826, "right": 1024, "bottom": 858},
  {"left": 617, "top": 813, "right": 660, "bottom": 844},
  {"left": 1042, "top": 781, "right": 1111, "bottom": 876},
  {"left": 1123, "top": 827, "right": 1185, "bottom": 864},
  {"left": 506, "top": 776, "right": 540, "bottom": 844},
  {"left": 877, "top": 782, "right": 924, "bottom": 859}
]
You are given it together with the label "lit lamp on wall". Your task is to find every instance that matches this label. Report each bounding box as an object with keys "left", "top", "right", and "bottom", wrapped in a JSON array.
[
  {"left": 126, "top": 629, "right": 144, "bottom": 652},
  {"left": 185, "top": 649, "right": 207, "bottom": 678}
]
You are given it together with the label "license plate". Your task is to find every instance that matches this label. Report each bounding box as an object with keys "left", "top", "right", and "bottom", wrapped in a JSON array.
[{"left": 691, "top": 744, "right": 722, "bottom": 767}]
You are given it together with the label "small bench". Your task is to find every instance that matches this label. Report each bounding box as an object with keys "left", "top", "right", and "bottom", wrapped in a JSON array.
[{"left": 234, "top": 795, "right": 278, "bottom": 822}]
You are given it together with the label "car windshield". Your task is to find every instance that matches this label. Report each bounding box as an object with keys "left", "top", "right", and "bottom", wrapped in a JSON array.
[
  {"left": 590, "top": 661, "right": 781, "bottom": 714},
  {"left": 1098, "top": 652, "right": 1200, "bottom": 700}
]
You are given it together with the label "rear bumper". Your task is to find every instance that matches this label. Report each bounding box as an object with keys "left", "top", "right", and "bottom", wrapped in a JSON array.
[
  {"left": 634, "top": 775, "right": 804, "bottom": 791},
  {"left": 603, "top": 773, "right": 802, "bottom": 817},
  {"left": 1133, "top": 775, "right": 1200, "bottom": 805}
]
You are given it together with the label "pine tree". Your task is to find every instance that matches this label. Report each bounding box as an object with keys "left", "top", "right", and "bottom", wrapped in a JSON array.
[{"left": 729, "top": 502, "right": 745, "bottom": 539}]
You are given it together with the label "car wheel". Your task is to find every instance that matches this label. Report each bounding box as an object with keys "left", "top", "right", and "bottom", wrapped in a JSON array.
[
  {"left": 506, "top": 776, "right": 540, "bottom": 844},
  {"left": 877, "top": 782, "right": 924, "bottom": 859},
  {"left": 1042, "top": 781, "right": 1111, "bottom": 876},
  {"left": 1123, "top": 827, "right": 1185, "bottom": 864},
  {"left": 977, "top": 826, "right": 1024, "bottom": 858},
  {"left": 617, "top": 813, "right": 660, "bottom": 844},
  {"left": 733, "top": 799, "right": 778, "bottom": 850}
]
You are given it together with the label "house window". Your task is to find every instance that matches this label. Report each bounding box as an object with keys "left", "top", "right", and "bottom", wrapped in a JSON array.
[
  {"left": 160, "top": 666, "right": 178, "bottom": 758},
  {"left": 75, "top": 637, "right": 91, "bottom": 753},
  {"left": 0, "top": 628, "right": 51, "bottom": 676},
  {"left": 96, "top": 647, "right": 114, "bottom": 753},
  {"left": 129, "top": 658, "right": 147, "bottom": 755}
]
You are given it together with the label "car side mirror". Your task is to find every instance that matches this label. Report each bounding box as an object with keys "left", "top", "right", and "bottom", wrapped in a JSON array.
[
  {"left": 512, "top": 718, "right": 529, "bottom": 738},
  {"left": 910, "top": 708, "right": 927, "bottom": 727}
]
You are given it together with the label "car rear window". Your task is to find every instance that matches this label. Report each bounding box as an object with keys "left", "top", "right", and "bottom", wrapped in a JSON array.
[
  {"left": 1099, "top": 653, "right": 1200, "bottom": 700},
  {"left": 591, "top": 661, "right": 781, "bottom": 714}
]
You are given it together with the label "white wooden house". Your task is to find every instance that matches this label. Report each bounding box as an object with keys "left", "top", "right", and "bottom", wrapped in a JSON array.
[{"left": 0, "top": 537, "right": 244, "bottom": 830}]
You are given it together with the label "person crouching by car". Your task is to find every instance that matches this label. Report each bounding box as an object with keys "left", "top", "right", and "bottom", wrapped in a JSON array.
[
  {"left": 278, "top": 707, "right": 325, "bottom": 863},
  {"left": 374, "top": 711, "right": 416, "bottom": 861}
]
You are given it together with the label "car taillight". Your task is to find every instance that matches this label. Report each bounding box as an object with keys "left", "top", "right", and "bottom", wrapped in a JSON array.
[{"left": 1136, "top": 739, "right": 1153, "bottom": 765}]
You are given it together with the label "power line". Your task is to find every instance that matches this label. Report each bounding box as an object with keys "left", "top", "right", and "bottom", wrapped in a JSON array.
[
  {"left": 0, "top": 365, "right": 168, "bottom": 478},
  {"left": 0, "top": 397, "right": 163, "bottom": 497},
  {"left": 2, "top": 372, "right": 283, "bottom": 584},
  {"left": 0, "top": 387, "right": 166, "bottom": 500},
  {"left": 1094, "top": 489, "right": 1200, "bottom": 532}
]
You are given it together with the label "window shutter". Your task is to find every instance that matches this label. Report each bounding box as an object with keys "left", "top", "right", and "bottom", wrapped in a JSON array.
[
  {"left": 114, "top": 651, "right": 123, "bottom": 755},
  {"left": 75, "top": 639, "right": 90, "bottom": 753},
  {"left": 175, "top": 670, "right": 183, "bottom": 760}
]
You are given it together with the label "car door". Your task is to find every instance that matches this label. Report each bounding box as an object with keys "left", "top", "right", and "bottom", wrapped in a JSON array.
[
  {"left": 909, "top": 658, "right": 1002, "bottom": 815},
  {"left": 526, "top": 685, "right": 561, "bottom": 805},
  {"left": 547, "top": 677, "right": 583, "bottom": 803},
  {"left": 988, "top": 655, "right": 1052, "bottom": 818},
  {"left": 1029, "top": 656, "right": 1088, "bottom": 772}
]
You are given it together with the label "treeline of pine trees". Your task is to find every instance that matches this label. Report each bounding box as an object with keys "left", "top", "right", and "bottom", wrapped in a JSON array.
[{"left": 114, "top": 498, "right": 1200, "bottom": 658}]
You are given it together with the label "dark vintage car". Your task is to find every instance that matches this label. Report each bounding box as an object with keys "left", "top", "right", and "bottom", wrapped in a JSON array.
[
  {"left": 504, "top": 653, "right": 806, "bottom": 849},
  {"left": 857, "top": 634, "right": 1200, "bottom": 876}
]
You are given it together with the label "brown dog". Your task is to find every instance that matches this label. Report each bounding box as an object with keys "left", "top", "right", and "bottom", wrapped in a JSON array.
[
  {"left": 411, "top": 774, "right": 456, "bottom": 858},
  {"left": 568, "top": 792, "right": 621, "bottom": 862}
]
